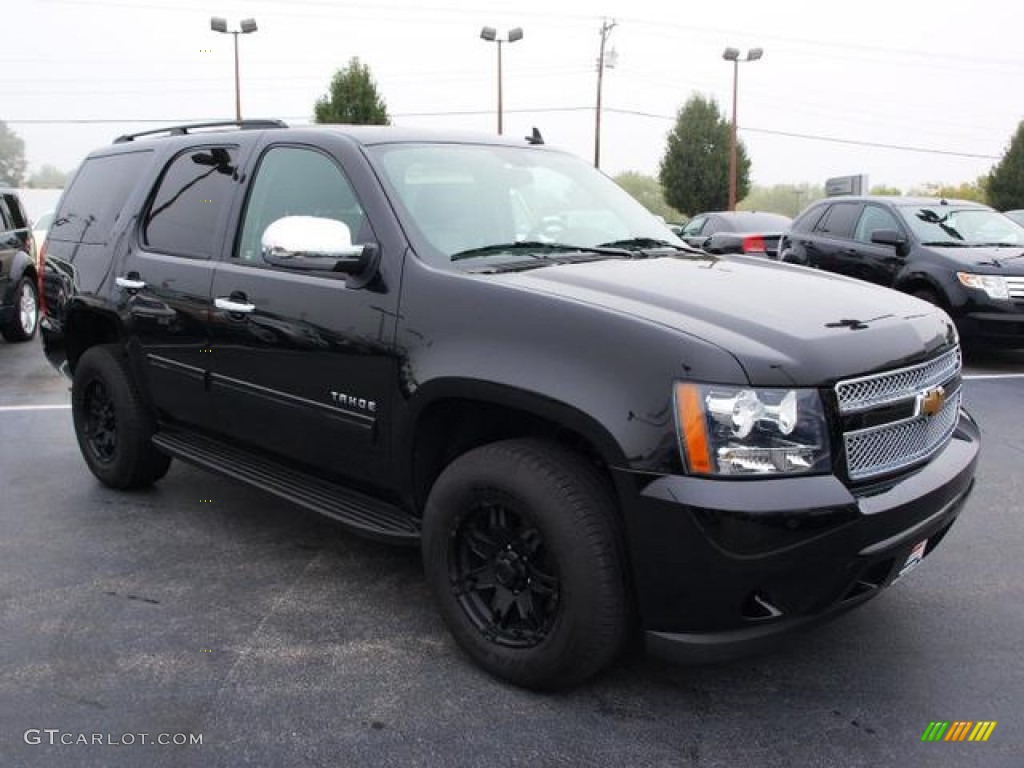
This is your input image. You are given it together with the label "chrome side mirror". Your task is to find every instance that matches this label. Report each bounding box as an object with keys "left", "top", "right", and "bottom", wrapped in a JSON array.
[{"left": 261, "top": 216, "right": 369, "bottom": 274}]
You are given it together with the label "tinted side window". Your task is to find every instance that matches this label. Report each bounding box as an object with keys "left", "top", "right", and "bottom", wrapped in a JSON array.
[
  {"left": 791, "top": 204, "right": 826, "bottom": 233},
  {"left": 814, "top": 203, "right": 862, "bottom": 238},
  {"left": 681, "top": 215, "right": 706, "bottom": 236},
  {"left": 236, "top": 146, "right": 367, "bottom": 264},
  {"left": 853, "top": 205, "right": 900, "bottom": 243},
  {"left": 1, "top": 193, "right": 27, "bottom": 229},
  {"left": 50, "top": 151, "right": 153, "bottom": 245},
  {"left": 703, "top": 216, "right": 725, "bottom": 235},
  {"left": 144, "top": 146, "right": 239, "bottom": 259}
]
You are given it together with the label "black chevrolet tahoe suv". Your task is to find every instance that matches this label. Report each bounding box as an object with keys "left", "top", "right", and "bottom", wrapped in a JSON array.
[{"left": 41, "top": 120, "right": 979, "bottom": 689}]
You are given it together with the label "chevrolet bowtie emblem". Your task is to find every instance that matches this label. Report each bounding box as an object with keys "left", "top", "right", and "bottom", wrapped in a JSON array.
[{"left": 919, "top": 386, "right": 946, "bottom": 417}]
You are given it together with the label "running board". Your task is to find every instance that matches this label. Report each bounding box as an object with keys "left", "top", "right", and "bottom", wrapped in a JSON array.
[{"left": 152, "top": 428, "right": 420, "bottom": 544}]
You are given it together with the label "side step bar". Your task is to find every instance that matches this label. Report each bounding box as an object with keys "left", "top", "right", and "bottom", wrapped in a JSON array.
[{"left": 152, "top": 429, "right": 420, "bottom": 544}]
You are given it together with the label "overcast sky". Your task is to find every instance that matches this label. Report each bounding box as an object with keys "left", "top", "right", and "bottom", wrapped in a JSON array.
[{"left": 8, "top": 0, "right": 1023, "bottom": 192}]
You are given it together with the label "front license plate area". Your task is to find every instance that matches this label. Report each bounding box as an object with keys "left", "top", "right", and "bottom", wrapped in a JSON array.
[{"left": 896, "top": 539, "right": 928, "bottom": 580}]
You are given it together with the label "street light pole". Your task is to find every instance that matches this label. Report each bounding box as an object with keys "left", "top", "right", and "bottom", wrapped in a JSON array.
[
  {"left": 480, "top": 26, "right": 523, "bottom": 135},
  {"left": 211, "top": 17, "right": 258, "bottom": 121},
  {"left": 594, "top": 18, "right": 617, "bottom": 168},
  {"left": 722, "top": 46, "right": 762, "bottom": 211}
]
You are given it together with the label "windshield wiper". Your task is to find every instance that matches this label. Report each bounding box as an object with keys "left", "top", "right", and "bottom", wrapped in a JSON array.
[
  {"left": 920, "top": 241, "right": 971, "bottom": 247},
  {"left": 971, "top": 242, "right": 1023, "bottom": 248},
  {"left": 597, "top": 237, "right": 695, "bottom": 253},
  {"left": 451, "top": 241, "right": 629, "bottom": 261}
]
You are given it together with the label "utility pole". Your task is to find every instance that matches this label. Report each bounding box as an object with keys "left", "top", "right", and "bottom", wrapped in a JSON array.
[{"left": 594, "top": 18, "right": 617, "bottom": 168}]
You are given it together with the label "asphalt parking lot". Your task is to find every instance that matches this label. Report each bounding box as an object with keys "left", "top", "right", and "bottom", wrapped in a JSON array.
[{"left": 1, "top": 337, "right": 1022, "bottom": 767}]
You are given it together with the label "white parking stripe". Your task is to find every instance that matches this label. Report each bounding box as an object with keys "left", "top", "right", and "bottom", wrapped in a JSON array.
[
  {"left": 0, "top": 404, "right": 71, "bottom": 412},
  {"left": 962, "top": 373, "right": 1024, "bottom": 381}
]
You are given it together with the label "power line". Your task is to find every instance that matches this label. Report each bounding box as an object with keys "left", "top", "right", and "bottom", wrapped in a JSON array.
[
  {"left": 598, "top": 109, "right": 999, "bottom": 159},
  {"left": 6, "top": 109, "right": 1002, "bottom": 160}
]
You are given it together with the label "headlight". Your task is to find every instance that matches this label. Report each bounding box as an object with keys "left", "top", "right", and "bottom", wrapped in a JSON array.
[
  {"left": 957, "top": 272, "right": 1009, "bottom": 300},
  {"left": 674, "top": 383, "right": 831, "bottom": 476}
]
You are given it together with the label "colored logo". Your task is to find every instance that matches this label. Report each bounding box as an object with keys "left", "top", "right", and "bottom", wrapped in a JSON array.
[
  {"left": 921, "top": 721, "right": 996, "bottom": 742},
  {"left": 917, "top": 385, "right": 946, "bottom": 417}
]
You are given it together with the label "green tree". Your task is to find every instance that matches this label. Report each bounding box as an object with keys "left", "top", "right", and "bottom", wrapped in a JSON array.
[
  {"left": 613, "top": 171, "right": 683, "bottom": 221},
  {"left": 909, "top": 177, "right": 987, "bottom": 203},
  {"left": 0, "top": 121, "right": 27, "bottom": 187},
  {"left": 987, "top": 121, "right": 1024, "bottom": 210},
  {"left": 26, "top": 164, "right": 68, "bottom": 189},
  {"left": 658, "top": 94, "right": 749, "bottom": 215},
  {"left": 314, "top": 57, "right": 391, "bottom": 125},
  {"left": 739, "top": 183, "right": 824, "bottom": 217},
  {"left": 870, "top": 184, "right": 903, "bottom": 196}
]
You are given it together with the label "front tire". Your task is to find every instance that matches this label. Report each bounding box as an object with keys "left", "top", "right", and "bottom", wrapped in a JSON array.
[
  {"left": 422, "top": 439, "right": 629, "bottom": 690},
  {"left": 72, "top": 345, "right": 171, "bottom": 489},
  {"left": 1, "top": 276, "right": 39, "bottom": 342}
]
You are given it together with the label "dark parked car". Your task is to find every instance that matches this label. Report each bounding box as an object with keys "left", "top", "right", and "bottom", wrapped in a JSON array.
[
  {"left": 779, "top": 196, "right": 1024, "bottom": 348},
  {"left": 41, "top": 121, "right": 978, "bottom": 689},
  {"left": 678, "top": 210, "right": 792, "bottom": 258},
  {"left": 0, "top": 187, "right": 39, "bottom": 341}
]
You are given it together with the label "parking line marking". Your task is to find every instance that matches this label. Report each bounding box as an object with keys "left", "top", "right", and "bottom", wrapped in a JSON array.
[
  {"left": 962, "top": 373, "right": 1024, "bottom": 380},
  {"left": 0, "top": 404, "right": 71, "bottom": 412}
]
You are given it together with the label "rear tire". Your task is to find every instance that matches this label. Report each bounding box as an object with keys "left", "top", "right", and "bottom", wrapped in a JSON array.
[
  {"left": 1, "top": 276, "right": 39, "bottom": 342},
  {"left": 422, "top": 438, "right": 629, "bottom": 690},
  {"left": 72, "top": 345, "right": 171, "bottom": 489}
]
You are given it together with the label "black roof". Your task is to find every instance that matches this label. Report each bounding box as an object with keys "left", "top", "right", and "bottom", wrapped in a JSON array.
[
  {"left": 811, "top": 195, "right": 990, "bottom": 209},
  {"left": 110, "top": 119, "right": 545, "bottom": 150}
]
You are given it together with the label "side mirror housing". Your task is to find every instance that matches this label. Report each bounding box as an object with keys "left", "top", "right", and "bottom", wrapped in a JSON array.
[
  {"left": 261, "top": 216, "right": 378, "bottom": 286},
  {"left": 870, "top": 228, "right": 909, "bottom": 255}
]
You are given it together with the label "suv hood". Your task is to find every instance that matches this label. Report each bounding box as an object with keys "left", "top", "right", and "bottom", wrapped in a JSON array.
[
  {"left": 924, "top": 243, "right": 1024, "bottom": 271},
  {"left": 496, "top": 255, "right": 957, "bottom": 386}
]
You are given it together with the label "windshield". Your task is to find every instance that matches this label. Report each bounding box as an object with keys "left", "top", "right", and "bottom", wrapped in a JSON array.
[
  {"left": 897, "top": 205, "right": 1024, "bottom": 246},
  {"left": 367, "top": 143, "right": 684, "bottom": 265}
]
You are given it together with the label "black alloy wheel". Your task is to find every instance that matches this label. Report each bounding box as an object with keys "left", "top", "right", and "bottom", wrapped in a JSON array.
[
  {"left": 71, "top": 345, "right": 172, "bottom": 489},
  {"left": 82, "top": 378, "right": 118, "bottom": 464},
  {"left": 449, "top": 499, "right": 561, "bottom": 649},
  {"left": 423, "top": 438, "right": 630, "bottom": 690}
]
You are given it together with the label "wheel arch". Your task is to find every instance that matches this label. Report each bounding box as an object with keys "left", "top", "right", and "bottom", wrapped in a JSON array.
[
  {"left": 895, "top": 270, "right": 950, "bottom": 309},
  {"left": 402, "top": 379, "right": 629, "bottom": 517},
  {"left": 63, "top": 302, "right": 124, "bottom": 373}
]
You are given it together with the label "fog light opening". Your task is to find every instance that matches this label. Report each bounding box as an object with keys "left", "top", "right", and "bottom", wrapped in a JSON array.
[{"left": 742, "top": 591, "right": 784, "bottom": 620}]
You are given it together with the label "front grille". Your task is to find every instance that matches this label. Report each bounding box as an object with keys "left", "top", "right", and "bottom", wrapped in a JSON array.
[
  {"left": 835, "top": 347, "right": 960, "bottom": 413},
  {"left": 1008, "top": 276, "right": 1024, "bottom": 299},
  {"left": 836, "top": 347, "right": 962, "bottom": 482}
]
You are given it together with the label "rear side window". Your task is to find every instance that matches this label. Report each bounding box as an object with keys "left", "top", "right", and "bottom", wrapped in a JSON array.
[
  {"left": 814, "top": 202, "right": 862, "bottom": 238},
  {"left": 791, "top": 204, "right": 826, "bottom": 233},
  {"left": 50, "top": 150, "right": 152, "bottom": 245},
  {"left": 1, "top": 193, "right": 28, "bottom": 229},
  {"left": 144, "top": 146, "right": 239, "bottom": 259}
]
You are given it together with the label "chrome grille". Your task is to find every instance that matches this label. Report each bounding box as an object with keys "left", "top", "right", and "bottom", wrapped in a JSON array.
[
  {"left": 1008, "top": 276, "right": 1024, "bottom": 299},
  {"left": 835, "top": 346, "right": 962, "bottom": 481},
  {"left": 835, "top": 347, "right": 961, "bottom": 414},
  {"left": 844, "top": 388, "right": 961, "bottom": 481}
]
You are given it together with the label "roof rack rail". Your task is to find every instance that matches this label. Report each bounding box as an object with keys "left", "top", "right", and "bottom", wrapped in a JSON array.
[{"left": 113, "top": 119, "right": 288, "bottom": 144}]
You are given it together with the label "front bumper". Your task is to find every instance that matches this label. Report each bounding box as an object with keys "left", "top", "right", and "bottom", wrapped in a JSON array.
[
  {"left": 614, "top": 410, "right": 979, "bottom": 663},
  {"left": 956, "top": 308, "right": 1024, "bottom": 348}
]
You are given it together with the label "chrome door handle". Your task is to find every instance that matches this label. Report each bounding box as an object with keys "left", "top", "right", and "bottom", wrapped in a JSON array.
[
  {"left": 115, "top": 276, "right": 146, "bottom": 290},
  {"left": 215, "top": 297, "right": 256, "bottom": 314}
]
